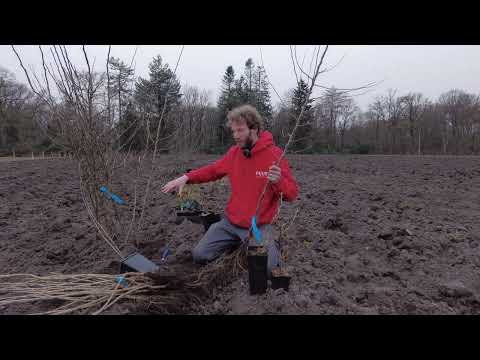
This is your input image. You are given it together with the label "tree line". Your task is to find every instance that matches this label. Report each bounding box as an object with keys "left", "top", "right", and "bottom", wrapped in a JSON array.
[{"left": 1, "top": 56, "right": 479, "bottom": 156}]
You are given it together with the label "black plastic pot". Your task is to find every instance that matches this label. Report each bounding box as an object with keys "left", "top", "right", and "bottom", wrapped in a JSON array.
[
  {"left": 247, "top": 245, "right": 268, "bottom": 295},
  {"left": 176, "top": 211, "right": 202, "bottom": 217},
  {"left": 271, "top": 273, "right": 291, "bottom": 291}
]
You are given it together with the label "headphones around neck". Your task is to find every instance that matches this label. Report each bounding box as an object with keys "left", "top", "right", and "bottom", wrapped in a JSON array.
[
  {"left": 242, "top": 128, "right": 258, "bottom": 158},
  {"left": 242, "top": 145, "right": 252, "bottom": 158}
]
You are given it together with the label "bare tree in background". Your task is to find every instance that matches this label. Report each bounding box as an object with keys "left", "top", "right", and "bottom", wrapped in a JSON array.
[
  {"left": 313, "top": 87, "right": 359, "bottom": 152},
  {"left": 383, "top": 89, "right": 405, "bottom": 154},
  {"left": 314, "top": 87, "right": 341, "bottom": 152},
  {"left": 337, "top": 96, "right": 358, "bottom": 153},
  {"left": 399, "top": 93, "right": 429, "bottom": 154},
  {"left": 438, "top": 89, "right": 480, "bottom": 155},
  {"left": 170, "top": 84, "right": 212, "bottom": 154},
  {"left": 368, "top": 96, "right": 386, "bottom": 153},
  {"left": 0, "top": 67, "right": 47, "bottom": 155}
]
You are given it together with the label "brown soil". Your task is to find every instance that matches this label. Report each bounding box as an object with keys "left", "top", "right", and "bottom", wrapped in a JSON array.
[{"left": 2, "top": 154, "right": 480, "bottom": 314}]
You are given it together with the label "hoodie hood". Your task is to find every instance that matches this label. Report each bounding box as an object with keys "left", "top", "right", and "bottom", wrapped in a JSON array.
[{"left": 251, "top": 130, "right": 274, "bottom": 155}]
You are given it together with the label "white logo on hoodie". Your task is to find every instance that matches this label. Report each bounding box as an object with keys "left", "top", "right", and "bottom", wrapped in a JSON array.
[{"left": 255, "top": 171, "right": 268, "bottom": 178}]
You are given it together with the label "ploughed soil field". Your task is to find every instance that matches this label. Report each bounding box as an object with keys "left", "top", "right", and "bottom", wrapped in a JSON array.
[{"left": 1, "top": 154, "right": 480, "bottom": 314}]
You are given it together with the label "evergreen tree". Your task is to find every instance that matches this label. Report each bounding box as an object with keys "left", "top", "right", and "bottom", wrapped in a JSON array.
[
  {"left": 108, "top": 57, "right": 134, "bottom": 124},
  {"left": 253, "top": 65, "right": 273, "bottom": 129},
  {"left": 244, "top": 58, "right": 255, "bottom": 103},
  {"left": 216, "top": 66, "right": 239, "bottom": 150},
  {"left": 290, "top": 78, "right": 314, "bottom": 152},
  {"left": 116, "top": 101, "right": 144, "bottom": 151},
  {"left": 217, "top": 65, "right": 236, "bottom": 113},
  {"left": 135, "top": 55, "right": 181, "bottom": 115},
  {"left": 233, "top": 75, "right": 249, "bottom": 104},
  {"left": 134, "top": 55, "right": 182, "bottom": 146}
]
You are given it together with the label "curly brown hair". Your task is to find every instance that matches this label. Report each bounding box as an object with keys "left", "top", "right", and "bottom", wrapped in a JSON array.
[{"left": 226, "top": 105, "right": 263, "bottom": 134}]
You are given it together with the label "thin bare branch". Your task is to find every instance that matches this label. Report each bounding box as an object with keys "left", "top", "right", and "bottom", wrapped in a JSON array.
[
  {"left": 259, "top": 46, "right": 287, "bottom": 108},
  {"left": 289, "top": 45, "right": 300, "bottom": 85},
  {"left": 38, "top": 46, "right": 53, "bottom": 101},
  {"left": 106, "top": 45, "right": 112, "bottom": 126},
  {"left": 11, "top": 46, "right": 46, "bottom": 103}
]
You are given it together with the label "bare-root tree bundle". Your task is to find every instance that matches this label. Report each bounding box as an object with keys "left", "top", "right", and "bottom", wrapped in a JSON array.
[
  {"left": 11, "top": 45, "right": 186, "bottom": 259},
  {"left": 0, "top": 244, "right": 247, "bottom": 315}
]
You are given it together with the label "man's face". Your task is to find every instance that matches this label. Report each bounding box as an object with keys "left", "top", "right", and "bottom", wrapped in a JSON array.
[{"left": 230, "top": 121, "right": 252, "bottom": 147}]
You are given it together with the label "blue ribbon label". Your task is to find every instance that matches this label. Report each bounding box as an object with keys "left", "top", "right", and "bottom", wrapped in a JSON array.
[
  {"left": 161, "top": 248, "right": 171, "bottom": 261},
  {"left": 251, "top": 216, "right": 262, "bottom": 243},
  {"left": 100, "top": 186, "right": 125, "bottom": 205},
  {"left": 115, "top": 275, "right": 128, "bottom": 288}
]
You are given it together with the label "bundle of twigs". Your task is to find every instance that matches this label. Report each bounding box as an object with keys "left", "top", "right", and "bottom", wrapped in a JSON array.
[
  {"left": 0, "top": 272, "right": 176, "bottom": 315},
  {"left": 186, "top": 244, "right": 247, "bottom": 289},
  {"left": 0, "top": 245, "right": 247, "bottom": 315}
]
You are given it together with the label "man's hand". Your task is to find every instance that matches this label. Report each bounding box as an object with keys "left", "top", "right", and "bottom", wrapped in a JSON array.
[
  {"left": 162, "top": 175, "right": 189, "bottom": 195},
  {"left": 267, "top": 164, "right": 281, "bottom": 184}
]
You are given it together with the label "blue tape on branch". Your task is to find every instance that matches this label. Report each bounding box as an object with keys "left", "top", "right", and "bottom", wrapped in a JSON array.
[
  {"left": 110, "top": 193, "right": 125, "bottom": 205},
  {"left": 115, "top": 275, "right": 128, "bottom": 288},
  {"left": 251, "top": 216, "right": 262, "bottom": 243},
  {"left": 100, "top": 186, "right": 126, "bottom": 205}
]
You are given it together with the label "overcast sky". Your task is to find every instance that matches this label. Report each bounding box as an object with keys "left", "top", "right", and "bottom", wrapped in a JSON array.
[{"left": 1, "top": 45, "right": 479, "bottom": 111}]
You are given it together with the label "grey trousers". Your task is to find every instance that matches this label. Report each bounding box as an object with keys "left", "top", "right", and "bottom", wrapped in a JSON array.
[{"left": 192, "top": 216, "right": 280, "bottom": 275}]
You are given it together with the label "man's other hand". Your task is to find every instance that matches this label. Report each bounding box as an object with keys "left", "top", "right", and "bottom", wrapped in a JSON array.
[{"left": 162, "top": 175, "right": 189, "bottom": 194}]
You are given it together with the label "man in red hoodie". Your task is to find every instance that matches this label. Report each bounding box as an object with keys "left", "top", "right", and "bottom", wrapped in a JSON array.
[{"left": 162, "top": 105, "right": 299, "bottom": 275}]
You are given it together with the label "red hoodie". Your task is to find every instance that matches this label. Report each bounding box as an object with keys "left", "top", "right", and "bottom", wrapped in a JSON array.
[{"left": 185, "top": 131, "right": 299, "bottom": 228}]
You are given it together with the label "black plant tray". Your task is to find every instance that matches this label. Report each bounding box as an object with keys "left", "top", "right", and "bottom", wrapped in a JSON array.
[
  {"left": 120, "top": 252, "right": 160, "bottom": 273},
  {"left": 176, "top": 211, "right": 221, "bottom": 232},
  {"left": 271, "top": 273, "right": 291, "bottom": 291}
]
